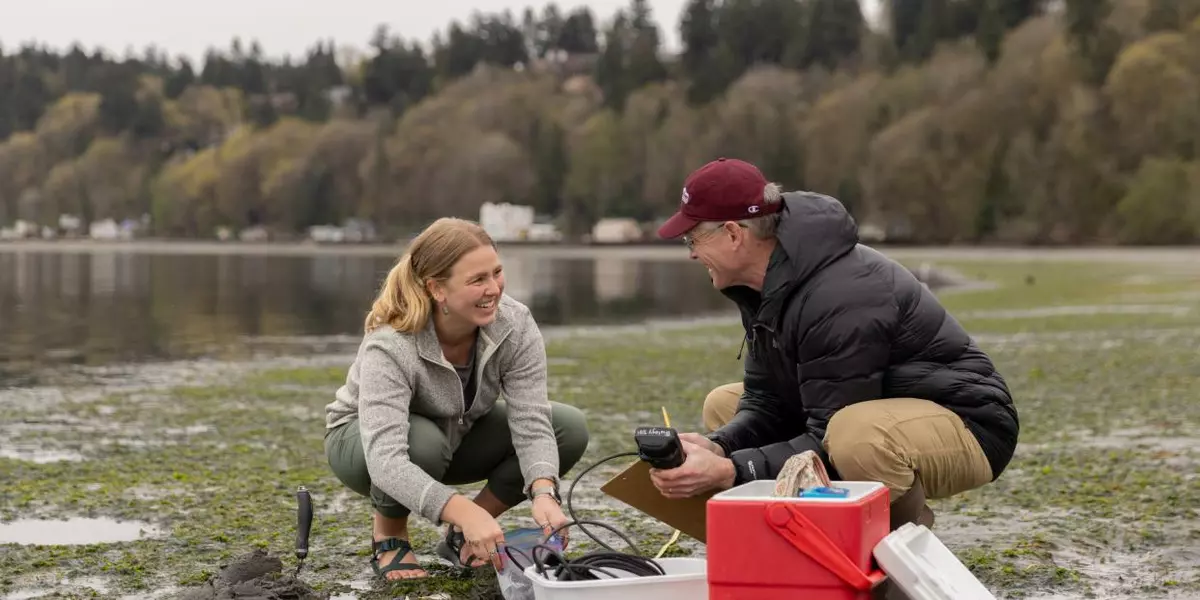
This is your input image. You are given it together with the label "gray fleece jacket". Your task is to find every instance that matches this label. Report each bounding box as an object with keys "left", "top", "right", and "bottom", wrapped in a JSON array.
[{"left": 324, "top": 294, "right": 560, "bottom": 524}]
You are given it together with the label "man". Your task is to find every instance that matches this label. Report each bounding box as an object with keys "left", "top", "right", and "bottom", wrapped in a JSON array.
[{"left": 648, "top": 157, "right": 1019, "bottom": 530}]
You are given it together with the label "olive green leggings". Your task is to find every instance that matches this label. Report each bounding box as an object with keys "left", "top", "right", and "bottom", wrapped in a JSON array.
[{"left": 325, "top": 401, "right": 590, "bottom": 519}]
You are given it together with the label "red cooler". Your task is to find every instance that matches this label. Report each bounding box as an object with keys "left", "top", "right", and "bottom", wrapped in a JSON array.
[{"left": 706, "top": 480, "right": 891, "bottom": 599}]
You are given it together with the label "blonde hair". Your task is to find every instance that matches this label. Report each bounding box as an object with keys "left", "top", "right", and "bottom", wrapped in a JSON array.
[{"left": 365, "top": 217, "right": 495, "bottom": 334}]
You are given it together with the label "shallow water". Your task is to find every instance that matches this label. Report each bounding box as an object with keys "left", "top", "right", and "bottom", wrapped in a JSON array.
[
  {"left": 0, "top": 517, "right": 161, "bottom": 545},
  {"left": 0, "top": 250, "right": 734, "bottom": 382},
  {"left": 0, "top": 248, "right": 962, "bottom": 385}
]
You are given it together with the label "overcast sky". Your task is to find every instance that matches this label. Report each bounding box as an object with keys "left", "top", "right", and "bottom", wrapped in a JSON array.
[{"left": 2, "top": 0, "right": 885, "bottom": 65}]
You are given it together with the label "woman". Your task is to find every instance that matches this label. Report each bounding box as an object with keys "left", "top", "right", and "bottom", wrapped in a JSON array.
[{"left": 323, "top": 217, "right": 590, "bottom": 580}]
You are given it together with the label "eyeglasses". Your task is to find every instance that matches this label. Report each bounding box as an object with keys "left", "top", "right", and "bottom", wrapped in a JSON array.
[{"left": 683, "top": 223, "right": 746, "bottom": 250}]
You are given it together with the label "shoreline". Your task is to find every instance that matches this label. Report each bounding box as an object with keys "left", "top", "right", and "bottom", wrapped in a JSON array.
[{"left": 1, "top": 238, "right": 1199, "bottom": 262}]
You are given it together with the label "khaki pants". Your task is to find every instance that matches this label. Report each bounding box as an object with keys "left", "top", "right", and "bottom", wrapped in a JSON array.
[{"left": 703, "top": 383, "right": 993, "bottom": 501}]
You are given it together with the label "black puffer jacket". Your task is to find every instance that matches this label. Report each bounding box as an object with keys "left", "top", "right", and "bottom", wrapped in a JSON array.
[{"left": 707, "top": 191, "right": 1019, "bottom": 485}]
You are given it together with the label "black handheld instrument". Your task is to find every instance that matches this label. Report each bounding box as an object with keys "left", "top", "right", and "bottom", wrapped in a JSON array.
[
  {"left": 634, "top": 426, "right": 685, "bottom": 469},
  {"left": 295, "top": 485, "right": 313, "bottom": 576}
]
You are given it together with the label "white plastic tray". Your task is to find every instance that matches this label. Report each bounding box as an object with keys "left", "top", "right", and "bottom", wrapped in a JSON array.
[
  {"left": 524, "top": 556, "right": 708, "bottom": 600},
  {"left": 873, "top": 523, "right": 997, "bottom": 600}
]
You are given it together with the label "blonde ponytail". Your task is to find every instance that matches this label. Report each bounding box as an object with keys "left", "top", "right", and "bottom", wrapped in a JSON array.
[
  {"left": 365, "top": 252, "right": 433, "bottom": 333},
  {"left": 363, "top": 217, "right": 495, "bottom": 334}
]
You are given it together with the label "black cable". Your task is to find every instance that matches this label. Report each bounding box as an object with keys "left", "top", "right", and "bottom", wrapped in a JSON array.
[
  {"left": 510, "top": 451, "right": 675, "bottom": 582},
  {"left": 564, "top": 451, "right": 640, "bottom": 553},
  {"left": 506, "top": 519, "right": 666, "bottom": 581}
]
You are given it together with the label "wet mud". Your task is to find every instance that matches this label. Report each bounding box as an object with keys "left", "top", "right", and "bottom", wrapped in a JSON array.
[{"left": 179, "top": 550, "right": 327, "bottom": 600}]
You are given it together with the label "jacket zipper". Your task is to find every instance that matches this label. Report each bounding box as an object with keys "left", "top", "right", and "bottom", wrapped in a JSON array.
[
  {"left": 456, "top": 363, "right": 465, "bottom": 425},
  {"left": 433, "top": 360, "right": 467, "bottom": 426},
  {"left": 434, "top": 329, "right": 505, "bottom": 427}
]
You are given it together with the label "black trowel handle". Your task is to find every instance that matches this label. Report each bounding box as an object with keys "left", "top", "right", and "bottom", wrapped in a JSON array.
[{"left": 296, "top": 486, "right": 312, "bottom": 560}]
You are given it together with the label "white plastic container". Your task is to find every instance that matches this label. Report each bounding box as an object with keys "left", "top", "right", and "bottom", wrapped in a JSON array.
[
  {"left": 872, "top": 523, "right": 997, "bottom": 600},
  {"left": 524, "top": 556, "right": 708, "bottom": 600}
]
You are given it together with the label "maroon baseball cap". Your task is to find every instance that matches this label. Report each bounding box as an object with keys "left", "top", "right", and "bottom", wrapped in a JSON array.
[{"left": 656, "top": 158, "right": 781, "bottom": 239}]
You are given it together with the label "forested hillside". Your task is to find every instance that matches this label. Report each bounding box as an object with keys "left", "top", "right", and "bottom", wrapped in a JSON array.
[{"left": 1, "top": 0, "right": 1199, "bottom": 244}]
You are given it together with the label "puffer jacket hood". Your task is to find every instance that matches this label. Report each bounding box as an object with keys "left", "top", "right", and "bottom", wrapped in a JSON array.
[{"left": 758, "top": 192, "right": 859, "bottom": 327}]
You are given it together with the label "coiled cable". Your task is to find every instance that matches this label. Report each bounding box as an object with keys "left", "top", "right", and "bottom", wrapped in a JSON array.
[{"left": 505, "top": 451, "right": 673, "bottom": 582}]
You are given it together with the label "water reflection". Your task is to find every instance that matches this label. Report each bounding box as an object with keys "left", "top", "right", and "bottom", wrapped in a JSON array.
[{"left": 0, "top": 250, "right": 733, "bottom": 379}]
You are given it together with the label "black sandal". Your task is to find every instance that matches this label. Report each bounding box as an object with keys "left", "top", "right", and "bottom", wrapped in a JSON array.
[{"left": 371, "top": 537, "right": 428, "bottom": 580}]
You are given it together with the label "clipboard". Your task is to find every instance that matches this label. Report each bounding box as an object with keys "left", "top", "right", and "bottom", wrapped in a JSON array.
[{"left": 599, "top": 458, "right": 716, "bottom": 543}]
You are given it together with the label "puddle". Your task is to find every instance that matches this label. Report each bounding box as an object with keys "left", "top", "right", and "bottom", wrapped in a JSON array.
[
  {"left": 2, "top": 576, "right": 110, "bottom": 600},
  {"left": 0, "top": 517, "right": 161, "bottom": 545},
  {"left": 0, "top": 447, "right": 84, "bottom": 463}
]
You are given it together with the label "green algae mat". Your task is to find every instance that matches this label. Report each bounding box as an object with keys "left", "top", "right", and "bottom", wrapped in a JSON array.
[{"left": 2, "top": 251, "right": 1199, "bottom": 599}]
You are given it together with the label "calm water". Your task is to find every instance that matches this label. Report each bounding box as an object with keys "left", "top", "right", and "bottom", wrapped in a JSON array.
[{"left": 0, "top": 248, "right": 734, "bottom": 383}]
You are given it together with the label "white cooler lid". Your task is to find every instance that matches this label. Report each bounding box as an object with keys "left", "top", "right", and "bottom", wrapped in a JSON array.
[{"left": 873, "top": 523, "right": 997, "bottom": 600}]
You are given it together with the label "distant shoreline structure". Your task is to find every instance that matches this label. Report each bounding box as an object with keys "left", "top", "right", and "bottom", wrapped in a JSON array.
[
  {"left": 0, "top": 238, "right": 1197, "bottom": 264},
  {"left": 0, "top": 238, "right": 694, "bottom": 259}
]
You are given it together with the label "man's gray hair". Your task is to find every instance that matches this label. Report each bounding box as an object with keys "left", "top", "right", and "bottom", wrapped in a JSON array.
[{"left": 696, "top": 182, "right": 784, "bottom": 239}]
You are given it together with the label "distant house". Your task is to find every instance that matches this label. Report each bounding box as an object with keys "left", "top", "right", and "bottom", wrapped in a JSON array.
[
  {"left": 480, "top": 202, "right": 535, "bottom": 242},
  {"left": 591, "top": 218, "right": 642, "bottom": 243}
]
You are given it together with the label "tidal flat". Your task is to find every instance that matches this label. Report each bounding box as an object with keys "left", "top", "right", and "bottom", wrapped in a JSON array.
[{"left": 2, "top": 252, "right": 1199, "bottom": 599}]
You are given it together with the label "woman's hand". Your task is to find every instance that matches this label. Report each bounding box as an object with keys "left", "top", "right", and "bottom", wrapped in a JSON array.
[
  {"left": 531, "top": 495, "right": 571, "bottom": 550},
  {"left": 457, "top": 504, "right": 506, "bottom": 570}
]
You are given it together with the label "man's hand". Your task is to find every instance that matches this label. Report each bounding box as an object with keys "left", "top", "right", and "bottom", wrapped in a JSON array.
[
  {"left": 649, "top": 439, "right": 737, "bottom": 499},
  {"left": 678, "top": 432, "right": 724, "bottom": 457}
]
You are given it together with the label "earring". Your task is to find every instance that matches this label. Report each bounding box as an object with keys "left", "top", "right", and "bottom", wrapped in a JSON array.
[{"left": 441, "top": 303, "right": 449, "bottom": 315}]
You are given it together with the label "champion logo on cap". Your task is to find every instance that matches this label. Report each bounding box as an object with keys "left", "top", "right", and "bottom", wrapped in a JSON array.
[{"left": 681, "top": 187, "right": 690, "bottom": 204}]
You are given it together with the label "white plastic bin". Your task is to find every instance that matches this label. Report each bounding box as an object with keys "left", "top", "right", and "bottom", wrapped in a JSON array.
[
  {"left": 524, "top": 557, "right": 708, "bottom": 600},
  {"left": 873, "top": 523, "right": 997, "bottom": 600}
]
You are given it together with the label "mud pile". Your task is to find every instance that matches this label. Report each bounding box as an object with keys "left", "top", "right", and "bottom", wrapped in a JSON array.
[{"left": 178, "top": 549, "right": 326, "bottom": 600}]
